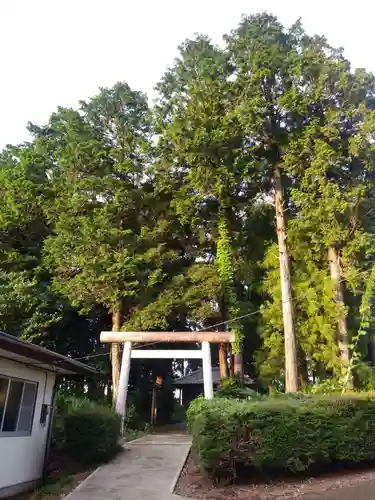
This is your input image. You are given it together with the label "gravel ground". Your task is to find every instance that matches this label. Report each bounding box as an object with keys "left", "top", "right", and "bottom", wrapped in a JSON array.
[{"left": 175, "top": 454, "right": 375, "bottom": 500}]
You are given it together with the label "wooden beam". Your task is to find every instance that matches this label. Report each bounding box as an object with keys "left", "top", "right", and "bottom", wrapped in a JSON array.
[
  {"left": 131, "top": 349, "right": 203, "bottom": 359},
  {"left": 100, "top": 331, "right": 234, "bottom": 344}
]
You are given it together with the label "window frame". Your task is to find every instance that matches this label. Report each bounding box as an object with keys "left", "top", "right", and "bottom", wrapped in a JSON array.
[{"left": 0, "top": 375, "right": 38, "bottom": 438}]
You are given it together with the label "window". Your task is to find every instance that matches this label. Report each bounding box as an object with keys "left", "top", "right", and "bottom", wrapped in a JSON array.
[{"left": 0, "top": 376, "right": 38, "bottom": 436}]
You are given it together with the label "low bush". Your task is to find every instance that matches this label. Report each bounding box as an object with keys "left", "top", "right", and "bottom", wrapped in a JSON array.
[
  {"left": 52, "top": 394, "right": 121, "bottom": 464},
  {"left": 355, "top": 362, "right": 375, "bottom": 391},
  {"left": 215, "top": 377, "right": 265, "bottom": 400},
  {"left": 52, "top": 394, "right": 104, "bottom": 451},
  {"left": 303, "top": 378, "right": 344, "bottom": 395},
  {"left": 187, "top": 394, "right": 375, "bottom": 480},
  {"left": 124, "top": 403, "right": 139, "bottom": 429}
]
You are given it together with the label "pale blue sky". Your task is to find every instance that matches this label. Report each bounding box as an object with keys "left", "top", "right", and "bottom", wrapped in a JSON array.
[{"left": 1, "top": 0, "right": 373, "bottom": 148}]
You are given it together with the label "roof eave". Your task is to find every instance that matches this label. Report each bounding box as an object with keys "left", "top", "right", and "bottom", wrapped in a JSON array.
[{"left": 0, "top": 332, "right": 97, "bottom": 375}]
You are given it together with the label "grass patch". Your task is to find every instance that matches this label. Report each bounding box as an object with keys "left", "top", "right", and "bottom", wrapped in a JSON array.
[
  {"left": 11, "top": 470, "right": 91, "bottom": 500},
  {"left": 124, "top": 427, "right": 147, "bottom": 441},
  {"left": 30, "top": 474, "right": 81, "bottom": 499}
]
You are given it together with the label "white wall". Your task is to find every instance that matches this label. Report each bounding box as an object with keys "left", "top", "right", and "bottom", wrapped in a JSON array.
[{"left": 0, "top": 358, "right": 56, "bottom": 491}]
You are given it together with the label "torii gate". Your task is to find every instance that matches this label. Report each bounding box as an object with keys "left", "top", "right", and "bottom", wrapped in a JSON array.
[{"left": 100, "top": 330, "right": 234, "bottom": 425}]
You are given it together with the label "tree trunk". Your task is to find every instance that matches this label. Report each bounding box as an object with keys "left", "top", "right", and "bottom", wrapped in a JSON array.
[
  {"left": 328, "top": 246, "right": 351, "bottom": 370},
  {"left": 218, "top": 344, "right": 228, "bottom": 379},
  {"left": 298, "top": 350, "right": 309, "bottom": 386},
  {"left": 274, "top": 165, "right": 299, "bottom": 392},
  {"left": 218, "top": 297, "right": 229, "bottom": 379},
  {"left": 229, "top": 347, "right": 234, "bottom": 377},
  {"left": 110, "top": 305, "right": 123, "bottom": 404},
  {"left": 233, "top": 352, "right": 244, "bottom": 385}
]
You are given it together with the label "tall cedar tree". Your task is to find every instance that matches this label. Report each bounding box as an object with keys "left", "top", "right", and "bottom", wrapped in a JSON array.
[
  {"left": 226, "top": 14, "right": 303, "bottom": 391},
  {"left": 0, "top": 143, "right": 62, "bottom": 338},
  {"left": 284, "top": 43, "right": 375, "bottom": 378},
  {"left": 38, "top": 83, "right": 152, "bottom": 400},
  {"left": 258, "top": 32, "right": 375, "bottom": 384},
  {"left": 155, "top": 36, "right": 256, "bottom": 377}
]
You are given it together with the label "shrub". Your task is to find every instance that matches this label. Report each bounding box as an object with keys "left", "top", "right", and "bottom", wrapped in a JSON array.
[
  {"left": 52, "top": 394, "right": 121, "bottom": 464},
  {"left": 215, "top": 377, "right": 265, "bottom": 400},
  {"left": 64, "top": 405, "right": 121, "bottom": 463},
  {"left": 124, "top": 403, "right": 139, "bottom": 429},
  {"left": 52, "top": 394, "right": 106, "bottom": 451},
  {"left": 186, "top": 395, "right": 210, "bottom": 427},
  {"left": 187, "top": 393, "right": 375, "bottom": 480},
  {"left": 304, "top": 378, "right": 344, "bottom": 395},
  {"left": 355, "top": 362, "right": 375, "bottom": 391},
  {"left": 268, "top": 390, "right": 310, "bottom": 400}
]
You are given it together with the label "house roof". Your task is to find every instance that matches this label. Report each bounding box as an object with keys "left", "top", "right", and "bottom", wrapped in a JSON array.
[
  {"left": 0, "top": 331, "right": 97, "bottom": 375},
  {"left": 173, "top": 367, "right": 256, "bottom": 387},
  {"left": 173, "top": 367, "right": 221, "bottom": 386}
]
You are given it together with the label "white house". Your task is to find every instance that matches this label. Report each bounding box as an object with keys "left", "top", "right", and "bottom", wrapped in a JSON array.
[{"left": 0, "top": 331, "right": 96, "bottom": 498}]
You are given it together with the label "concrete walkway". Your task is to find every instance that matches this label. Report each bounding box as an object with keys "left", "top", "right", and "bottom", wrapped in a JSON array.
[{"left": 64, "top": 433, "right": 191, "bottom": 500}]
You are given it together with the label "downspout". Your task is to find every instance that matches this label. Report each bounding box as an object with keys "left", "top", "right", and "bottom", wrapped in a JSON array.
[{"left": 42, "top": 376, "right": 59, "bottom": 482}]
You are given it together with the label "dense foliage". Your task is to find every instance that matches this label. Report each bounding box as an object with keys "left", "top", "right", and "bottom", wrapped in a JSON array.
[
  {"left": 1, "top": 12, "right": 375, "bottom": 398},
  {"left": 52, "top": 395, "right": 121, "bottom": 464},
  {"left": 187, "top": 394, "right": 375, "bottom": 480}
]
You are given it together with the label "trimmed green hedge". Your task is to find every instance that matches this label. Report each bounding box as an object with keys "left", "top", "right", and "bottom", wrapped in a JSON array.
[
  {"left": 53, "top": 395, "right": 121, "bottom": 464},
  {"left": 187, "top": 394, "right": 375, "bottom": 480}
]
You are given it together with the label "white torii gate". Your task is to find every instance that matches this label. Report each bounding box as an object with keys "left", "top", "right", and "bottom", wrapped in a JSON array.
[{"left": 100, "top": 331, "right": 234, "bottom": 425}]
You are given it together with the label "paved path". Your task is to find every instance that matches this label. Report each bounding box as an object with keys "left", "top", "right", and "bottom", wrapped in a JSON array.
[{"left": 64, "top": 433, "right": 191, "bottom": 500}]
